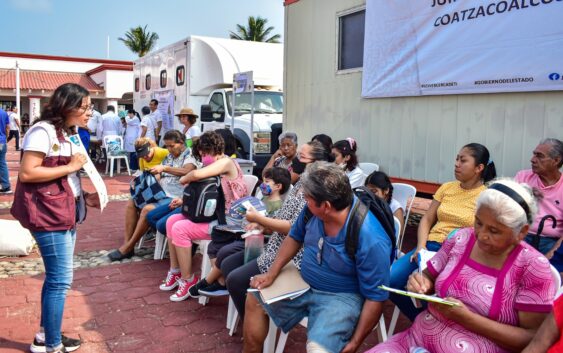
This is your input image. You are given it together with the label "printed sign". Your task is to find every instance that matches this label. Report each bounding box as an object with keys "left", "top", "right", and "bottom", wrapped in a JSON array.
[{"left": 234, "top": 71, "right": 254, "bottom": 94}]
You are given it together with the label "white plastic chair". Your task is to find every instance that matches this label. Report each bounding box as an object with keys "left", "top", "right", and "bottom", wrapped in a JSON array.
[
  {"left": 154, "top": 231, "right": 168, "bottom": 260},
  {"left": 359, "top": 162, "right": 379, "bottom": 175},
  {"left": 243, "top": 174, "right": 259, "bottom": 197},
  {"left": 391, "top": 183, "right": 417, "bottom": 258},
  {"left": 550, "top": 265, "right": 562, "bottom": 298},
  {"left": 103, "top": 135, "right": 130, "bottom": 177},
  {"left": 192, "top": 239, "right": 213, "bottom": 305},
  {"left": 393, "top": 216, "right": 401, "bottom": 259}
]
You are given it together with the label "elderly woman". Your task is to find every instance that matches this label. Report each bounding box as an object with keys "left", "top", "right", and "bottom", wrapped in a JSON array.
[
  {"left": 108, "top": 130, "right": 198, "bottom": 261},
  {"left": 368, "top": 179, "right": 556, "bottom": 353},
  {"left": 264, "top": 132, "right": 299, "bottom": 183}
]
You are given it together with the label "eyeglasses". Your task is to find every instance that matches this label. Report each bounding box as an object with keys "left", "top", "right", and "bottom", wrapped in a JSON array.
[
  {"left": 78, "top": 104, "right": 94, "bottom": 112},
  {"left": 317, "top": 237, "right": 324, "bottom": 265}
]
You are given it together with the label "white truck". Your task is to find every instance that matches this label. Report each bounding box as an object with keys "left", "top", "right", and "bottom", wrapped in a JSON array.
[{"left": 132, "top": 35, "right": 284, "bottom": 172}]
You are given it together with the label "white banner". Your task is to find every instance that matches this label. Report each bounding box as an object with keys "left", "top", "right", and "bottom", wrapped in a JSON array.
[
  {"left": 153, "top": 90, "right": 175, "bottom": 131},
  {"left": 362, "top": 0, "right": 563, "bottom": 98}
]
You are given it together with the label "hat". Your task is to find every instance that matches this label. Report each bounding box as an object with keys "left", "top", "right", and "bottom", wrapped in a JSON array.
[
  {"left": 175, "top": 107, "right": 198, "bottom": 118},
  {"left": 135, "top": 142, "right": 151, "bottom": 158}
]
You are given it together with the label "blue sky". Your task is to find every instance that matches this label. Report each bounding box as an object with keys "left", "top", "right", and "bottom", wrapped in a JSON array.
[{"left": 2, "top": 0, "right": 285, "bottom": 61}]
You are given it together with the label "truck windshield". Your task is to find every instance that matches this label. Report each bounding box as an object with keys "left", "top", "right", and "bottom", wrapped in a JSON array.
[{"left": 226, "top": 91, "right": 283, "bottom": 115}]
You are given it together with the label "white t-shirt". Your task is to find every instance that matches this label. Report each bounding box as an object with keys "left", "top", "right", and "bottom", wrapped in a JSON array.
[
  {"left": 346, "top": 167, "right": 368, "bottom": 189},
  {"left": 141, "top": 115, "right": 156, "bottom": 141},
  {"left": 186, "top": 125, "right": 201, "bottom": 140},
  {"left": 22, "top": 122, "right": 81, "bottom": 196},
  {"left": 389, "top": 198, "right": 404, "bottom": 214},
  {"left": 8, "top": 112, "right": 19, "bottom": 130},
  {"left": 87, "top": 110, "right": 102, "bottom": 133}
]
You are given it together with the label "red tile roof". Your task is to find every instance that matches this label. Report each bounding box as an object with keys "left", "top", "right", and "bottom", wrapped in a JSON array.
[{"left": 0, "top": 69, "right": 103, "bottom": 92}]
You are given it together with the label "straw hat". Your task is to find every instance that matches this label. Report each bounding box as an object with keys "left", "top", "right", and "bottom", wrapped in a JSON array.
[{"left": 175, "top": 107, "right": 198, "bottom": 118}]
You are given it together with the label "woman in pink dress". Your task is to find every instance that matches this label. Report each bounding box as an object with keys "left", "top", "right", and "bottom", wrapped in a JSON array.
[{"left": 368, "top": 179, "right": 556, "bottom": 353}]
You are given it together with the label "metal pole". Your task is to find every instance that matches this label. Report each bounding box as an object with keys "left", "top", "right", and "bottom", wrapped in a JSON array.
[
  {"left": 15, "top": 61, "right": 20, "bottom": 114},
  {"left": 231, "top": 85, "right": 236, "bottom": 133},
  {"left": 249, "top": 82, "right": 254, "bottom": 162}
]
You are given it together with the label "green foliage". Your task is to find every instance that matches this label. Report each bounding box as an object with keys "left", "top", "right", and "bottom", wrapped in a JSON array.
[
  {"left": 118, "top": 25, "right": 159, "bottom": 57},
  {"left": 229, "top": 16, "right": 281, "bottom": 43}
]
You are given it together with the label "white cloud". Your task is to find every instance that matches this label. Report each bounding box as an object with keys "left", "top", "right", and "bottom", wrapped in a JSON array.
[{"left": 9, "top": 0, "right": 52, "bottom": 12}]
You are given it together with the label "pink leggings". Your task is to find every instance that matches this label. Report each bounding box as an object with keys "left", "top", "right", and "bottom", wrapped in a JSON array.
[{"left": 166, "top": 213, "right": 211, "bottom": 248}]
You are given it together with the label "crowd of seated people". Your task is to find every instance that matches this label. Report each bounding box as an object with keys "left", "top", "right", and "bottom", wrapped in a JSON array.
[{"left": 111, "top": 119, "right": 562, "bottom": 353}]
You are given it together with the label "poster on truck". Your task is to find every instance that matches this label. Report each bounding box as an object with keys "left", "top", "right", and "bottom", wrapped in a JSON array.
[
  {"left": 361, "top": 0, "right": 563, "bottom": 98},
  {"left": 153, "top": 90, "right": 175, "bottom": 131}
]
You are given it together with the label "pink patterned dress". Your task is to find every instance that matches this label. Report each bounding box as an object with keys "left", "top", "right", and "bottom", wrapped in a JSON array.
[{"left": 368, "top": 227, "right": 556, "bottom": 353}]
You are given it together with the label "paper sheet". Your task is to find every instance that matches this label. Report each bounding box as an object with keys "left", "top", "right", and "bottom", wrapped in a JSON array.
[
  {"left": 69, "top": 134, "right": 108, "bottom": 210},
  {"left": 378, "top": 285, "right": 459, "bottom": 306}
]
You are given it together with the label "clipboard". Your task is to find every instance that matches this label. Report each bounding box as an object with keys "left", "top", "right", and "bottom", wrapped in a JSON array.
[{"left": 378, "top": 285, "right": 460, "bottom": 306}]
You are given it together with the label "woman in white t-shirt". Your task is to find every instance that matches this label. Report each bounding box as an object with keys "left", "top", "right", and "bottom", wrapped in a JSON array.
[
  {"left": 332, "top": 138, "right": 367, "bottom": 188},
  {"left": 365, "top": 171, "right": 405, "bottom": 233},
  {"left": 140, "top": 105, "right": 157, "bottom": 142},
  {"left": 14, "top": 83, "right": 100, "bottom": 353},
  {"left": 175, "top": 107, "right": 201, "bottom": 148}
]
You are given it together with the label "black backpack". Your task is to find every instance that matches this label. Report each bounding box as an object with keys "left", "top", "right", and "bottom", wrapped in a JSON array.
[
  {"left": 182, "top": 176, "right": 226, "bottom": 224},
  {"left": 303, "top": 186, "right": 396, "bottom": 263}
]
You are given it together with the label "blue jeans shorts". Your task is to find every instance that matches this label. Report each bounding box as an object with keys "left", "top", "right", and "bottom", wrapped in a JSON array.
[{"left": 254, "top": 288, "right": 363, "bottom": 353}]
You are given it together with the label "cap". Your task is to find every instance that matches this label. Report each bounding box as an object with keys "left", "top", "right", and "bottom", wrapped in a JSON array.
[
  {"left": 135, "top": 142, "right": 151, "bottom": 158},
  {"left": 175, "top": 107, "right": 198, "bottom": 118}
]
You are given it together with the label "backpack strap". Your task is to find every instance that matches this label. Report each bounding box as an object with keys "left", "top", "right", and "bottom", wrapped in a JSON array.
[
  {"left": 345, "top": 200, "right": 368, "bottom": 261},
  {"left": 302, "top": 205, "right": 313, "bottom": 225}
]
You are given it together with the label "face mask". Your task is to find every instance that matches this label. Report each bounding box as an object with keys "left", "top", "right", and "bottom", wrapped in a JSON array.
[
  {"left": 202, "top": 155, "right": 215, "bottom": 166},
  {"left": 259, "top": 183, "right": 272, "bottom": 196}
]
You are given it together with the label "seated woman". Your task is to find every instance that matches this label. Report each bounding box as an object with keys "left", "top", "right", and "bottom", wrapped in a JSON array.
[
  {"left": 367, "top": 179, "right": 556, "bottom": 353},
  {"left": 365, "top": 171, "right": 405, "bottom": 233},
  {"left": 390, "top": 142, "right": 497, "bottom": 321},
  {"left": 332, "top": 138, "right": 367, "bottom": 188},
  {"left": 222, "top": 140, "right": 334, "bottom": 317},
  {"left": 263, "top": 132, "right": 299, "bottom": 184},
  {"left": 160, "top": 131, "right": 248, "bottom": 302},
  {"left": 108, "top": 131, "right": 197, "bottom": 261}
]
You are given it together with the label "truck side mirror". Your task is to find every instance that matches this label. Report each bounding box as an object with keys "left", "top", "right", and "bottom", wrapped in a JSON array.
[{"left": 200, "top": 104, "right": 225, "bottom": 122}]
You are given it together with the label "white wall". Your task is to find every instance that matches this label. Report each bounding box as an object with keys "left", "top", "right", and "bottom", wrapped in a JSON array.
[
  {"left": 0, "top": 57, "right": 100, "bottom": 73},
  {"left": 284, "top": 0, "right": 563, "bottom": 184}
]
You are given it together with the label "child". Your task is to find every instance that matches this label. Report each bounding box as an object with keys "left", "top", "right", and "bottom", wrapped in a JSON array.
[
  {"left": 365, "top": 171, "right": 405, "bottom": 233},
  {"left": 190, "top": 167, "right": 291, "bottom": 297}
]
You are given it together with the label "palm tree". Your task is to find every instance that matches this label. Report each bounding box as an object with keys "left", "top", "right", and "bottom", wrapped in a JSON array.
[
  {"left": 118, "top": 25, "right": 159, "bottom": 57},
  {"left": 229, "top": 16, "right": 281, "bottom": 43}
]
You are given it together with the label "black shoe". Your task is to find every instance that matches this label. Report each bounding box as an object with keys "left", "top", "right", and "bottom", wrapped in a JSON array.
[
  {"left": 188, "top": 278, "right": 209, "bottom": 298},
  {"left": 0, "top": 188, "right": 12, "bottom": 195},
  {"left": 199, "top": 282, "right": 229, "bottom": 297},
  {"left": 30, "top": 334, "right": 81, "bottom": 352},
  {"left": 107, "top": 249, "right": 134, "bottom": 262}
]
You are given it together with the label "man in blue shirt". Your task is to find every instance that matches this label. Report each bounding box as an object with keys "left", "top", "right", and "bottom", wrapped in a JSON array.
[
  {"left": 244, "top": 162, "right": 392, "bottom": 353},
  {"left": 0, "top": 107, "right": 11, "bottom": 194}
]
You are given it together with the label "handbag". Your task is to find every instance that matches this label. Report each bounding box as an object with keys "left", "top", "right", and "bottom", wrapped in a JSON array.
[
  {"left": 130, "top": 171, "right": 167, "bottom": 209},
  {"left": 11, "top": 155, "right": 76, "bottom": 232}
]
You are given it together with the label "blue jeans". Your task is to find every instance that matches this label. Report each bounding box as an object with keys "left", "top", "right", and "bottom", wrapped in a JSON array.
[
  {"left": 255, "top": 288, "right": 364, "bottom": 353},
  {"left": 146, "top": 199, "right": 181, "bottom": 234},
  {"left": 33, "top": 229, "right": 76, "bottom": 350},
  {"left": 0, "top": 143, "right": 9, "bottom": 189},
  {"left": 524, "top": 234, "right": 558, "bottom": 255},
  {"left": 389, "top": 241, "right": 442, "bottom": 321},
  {"left": 129, "top": 152, "right": 139, "bottom": 171}
]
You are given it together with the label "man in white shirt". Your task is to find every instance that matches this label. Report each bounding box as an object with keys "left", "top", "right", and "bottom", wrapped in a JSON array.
[
  {"left": 87, "top": 109, "right": 102, "bottom": 160},
  {"left": 97, "top": 106, "right": 122, "bottom": 142},
  {"left": 140, "top": 106, "right": 156, "bottom": 142},
  {"left": 7, "top": 106, "right": 20, "bottom": 151},
  {"left": 149, "top": 99, "right": 163, "bottom": 144}
]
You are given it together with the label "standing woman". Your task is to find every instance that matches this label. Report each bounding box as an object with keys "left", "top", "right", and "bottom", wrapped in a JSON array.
[
  {"left": 11, "top": 83, "right": 101, "bottom": 353},
  {"left": 176, "top": 107, "right": 201, "bottom": 148},
  {"left": 332, "top": 138, "right": 367, "bottom": 188},
  {"left": 124, "top": 109, "right": 142, "bottom": 171}
]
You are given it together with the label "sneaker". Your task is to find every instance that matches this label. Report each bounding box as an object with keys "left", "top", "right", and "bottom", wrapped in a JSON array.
[
  {"left": 199, "top": 282, "right": 229, "bottom": 297},
  {"left": 30, "top": 334, "right": 81, "bottom": 353},
  {"left": 170, "top": 276, "right": 199, "bottom": 302},
  {"left": 187, "top": 278, "right": 209, "bottom": 298},
  {"left": 159, "top": 271, "right": 181, "bottom": 291},
  {"left": 0, "top": 188, "right": 12, "bottom": 195}
]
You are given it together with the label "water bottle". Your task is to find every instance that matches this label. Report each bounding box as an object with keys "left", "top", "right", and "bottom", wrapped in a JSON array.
[
  {"left": 409, "top": 347, "right": 430, "bottom": 353},
  {"left": 243, "top": 230, "right": 264, "bottom": 263}
]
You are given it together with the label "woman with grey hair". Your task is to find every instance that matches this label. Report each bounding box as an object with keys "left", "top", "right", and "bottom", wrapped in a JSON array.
[
  {"left": 264, "top": 131, "right": 299, "bottom": 183},
  {"left": 368, "top": 179, "right": 557, "bottom": 353}
]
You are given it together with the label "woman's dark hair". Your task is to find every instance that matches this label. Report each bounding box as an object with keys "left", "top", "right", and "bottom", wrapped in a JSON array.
[
  {"left": 463, "top": 143, "right": 497, "bottom": 183},
  {"left": 36, "top": 83, "right": 90, "bottom": 135},
  {"left": 163, "top": 129, "right": 186, "bottom": 145},
  {"left": 365, "top": 171, "right": 393, "bottom": 204},
  {"left": 311, "top": 134, "right": 333, "bottom": 152},
  {"left": 293, "top": 140, "right": 334, "bottom": 174},
  {"left": 263, "top": 167, "right": 292, "bottom": 194},
  {"left": 188, "top": 115, "right": 198, "bottom": 125},
  {"left": 198, "top": 131, "right": 225, "bottom": 156},
  {"left": 127, "top": 109, "right": 141, "bottom": 122},
  {"left": 215, "top": 128, "right": 237, "bottom": 157},
  {"left": 332, "top": 138, "right": 359, "bottom": 171}
]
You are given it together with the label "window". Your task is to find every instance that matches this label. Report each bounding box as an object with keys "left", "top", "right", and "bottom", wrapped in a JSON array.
[
  {"left": 338, "top": 9, "right": 365, "bottom": 71},
  {"left": 176, "top": 66, "right": 185, "bottom": 86},
  {"left": 209, "top": 92, "right": 225, "bottom": 112},
  {"left": 145, "top": 74, "right": 151, "bottom": 90},
  {"left": 134, "top": 77, "right": 140, "bottom": 92},
  {"left": 160, "top": 70, "right": 167, "bottom": 88}
]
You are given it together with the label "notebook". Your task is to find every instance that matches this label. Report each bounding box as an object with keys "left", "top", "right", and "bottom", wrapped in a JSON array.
[
  {"left": 248, "top": 263, "right": 310, "bottom": 304},
  {"left": 378, "top": 285, "right": 460, "bottom": 306}
]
